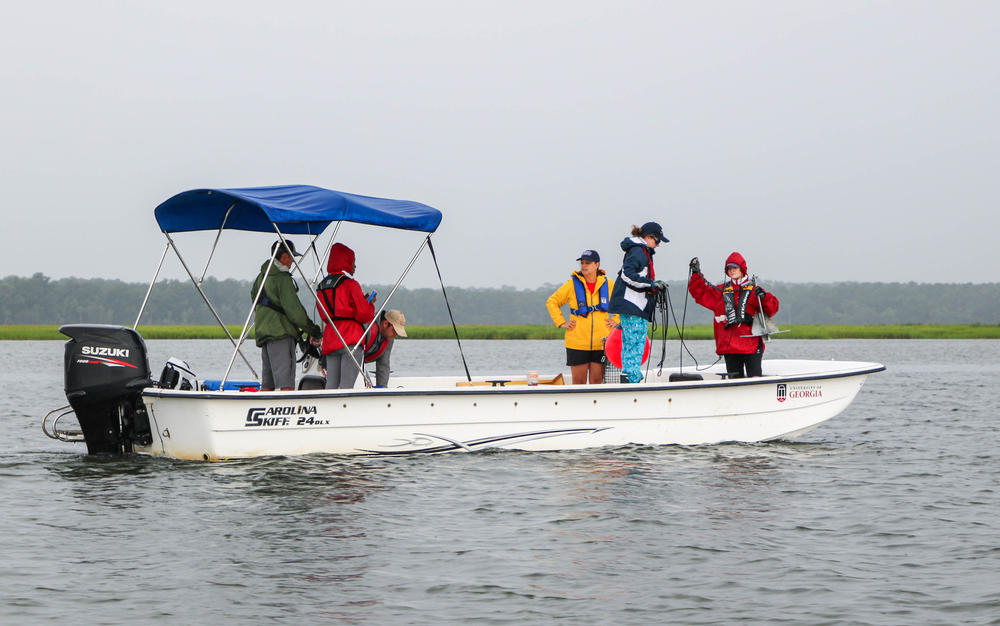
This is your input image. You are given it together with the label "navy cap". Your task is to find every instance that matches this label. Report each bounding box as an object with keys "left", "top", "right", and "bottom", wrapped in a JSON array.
[
  {"left": 640, "top": 221, "right": 668, "bottom": 243},
  {"left": 577, "top": 250, "right": 600, "bottom": 262}
]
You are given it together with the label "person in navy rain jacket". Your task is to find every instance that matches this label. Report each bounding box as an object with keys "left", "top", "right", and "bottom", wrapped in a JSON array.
[{"left": 608, "top": 222, "right": 668, "bottom": 383}]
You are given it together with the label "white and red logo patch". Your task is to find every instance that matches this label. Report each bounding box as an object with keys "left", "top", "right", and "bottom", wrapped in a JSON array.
[
  {"left": 78, "top": 346, "right": 138, "bottom": 368},
  {"left": 777, "top": 383, "right": 824, "bottom": 402}
]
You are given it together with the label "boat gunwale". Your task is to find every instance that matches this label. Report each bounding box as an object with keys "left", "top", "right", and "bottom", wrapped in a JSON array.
[{"left": 141, "top": 362, "right": 886, "bottom": 401}]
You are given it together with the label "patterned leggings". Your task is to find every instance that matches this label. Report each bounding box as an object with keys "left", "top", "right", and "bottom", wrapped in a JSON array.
[{"left": 620, "top": 314, "right": 649, "bottom": 383}]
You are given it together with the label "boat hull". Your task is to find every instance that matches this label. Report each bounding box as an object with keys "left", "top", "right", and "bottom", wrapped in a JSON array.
[{"left": 135, "top": 360, "right": 884, "bottom": 460}]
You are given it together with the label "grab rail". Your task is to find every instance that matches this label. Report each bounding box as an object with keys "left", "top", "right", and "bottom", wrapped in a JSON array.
[{"left": 41, "top": 405, "right": 85, "bottom": 442}]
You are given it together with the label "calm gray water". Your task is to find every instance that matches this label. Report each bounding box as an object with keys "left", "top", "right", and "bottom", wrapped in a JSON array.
[{"left": 3, "top": 339, "right": 998, "bottom": 624}]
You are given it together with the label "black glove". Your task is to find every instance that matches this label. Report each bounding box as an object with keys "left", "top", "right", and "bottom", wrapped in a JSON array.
[
  {"left": 297, "top": 336, "right": 322, "bottom": 361},
  {"left": 755, "top": 286, "right": 766, "bottom": 299},
  {"left": 653, "top": 280, "right": 667, "bottom": 292},
  {"left": 689, "top": 257, "right": 701, "bottom": 274}
]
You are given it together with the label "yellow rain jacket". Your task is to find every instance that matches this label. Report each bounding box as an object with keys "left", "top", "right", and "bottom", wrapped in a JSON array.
[{"left": 546, "top": 270, "right": 619, "bottom": 351}]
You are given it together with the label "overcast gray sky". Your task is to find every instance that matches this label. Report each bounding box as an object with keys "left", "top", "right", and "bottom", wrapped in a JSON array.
[{"left": 2, "top": 1, "right": 995, "bottom": 288}]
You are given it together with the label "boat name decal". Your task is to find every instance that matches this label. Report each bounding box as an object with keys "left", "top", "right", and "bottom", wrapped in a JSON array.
[
  {"left": 778, "top": 383, "right": 823, "bottom": 402},
  {"left": 81, "top": 346, "right": 130, "bottom": 358},
  {"left": 244, "top": 405, "right": 327, "bottom": 427}
]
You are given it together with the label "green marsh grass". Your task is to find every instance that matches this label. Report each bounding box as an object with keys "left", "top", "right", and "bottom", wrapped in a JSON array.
[
  {"left": 5, "top": 324, "right": 999, "bottom": 340},
  {"left": 0, "top": 325, "right": 250, "bottom": 340}
]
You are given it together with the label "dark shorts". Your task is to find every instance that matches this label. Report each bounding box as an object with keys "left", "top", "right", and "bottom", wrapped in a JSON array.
[{"left": 567, "top": 348, "right": 604, "bottom": 366}]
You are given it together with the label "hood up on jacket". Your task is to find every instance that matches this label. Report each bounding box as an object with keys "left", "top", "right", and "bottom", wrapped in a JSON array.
[
  {"left": 327, "top": 243, "right": 356, "bottom": 274},
  {"left": 620, "top": 236, "right": 655, "bottom": 255},
  {"left": 725, "top": 251, "right": 747, "bottom": 276}
]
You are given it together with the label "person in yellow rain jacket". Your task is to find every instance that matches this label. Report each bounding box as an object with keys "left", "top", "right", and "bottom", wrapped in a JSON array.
[{"left": 546, "top": 250, "right": 619, "bottom": 384}]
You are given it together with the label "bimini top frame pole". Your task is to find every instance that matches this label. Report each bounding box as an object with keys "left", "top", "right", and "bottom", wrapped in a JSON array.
[
  {"left": 134, "top": 242, "right": 170, "bottom": 330},
  {"left": 275, "top": 226, "right": 371, "bottom": 387},
  {"left": 221, "top": 224, "right": 371, "bottom": 389},
  {"left": 198, "top": 201, "right": 237, "bottom": 285},
  {"left": 351, "top": 235, "right": 429, "bottom": 353},
  {"left": 344, "top": 233, "right": 474, "bottom": 383},
  {"left": 164, "top": 231, "right": 260, "bottom": 378},
  {"left": 427, "top": 237, "right": 472, "bottom": 382},
  {"left": 309, "top": 221, "right": 341, "bottom": 289},
  {"left": 221, "top": 243, "right": 281, "bottom": 388}
]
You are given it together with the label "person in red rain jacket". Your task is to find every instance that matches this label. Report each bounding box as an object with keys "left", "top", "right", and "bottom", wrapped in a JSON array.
[
  {"left": 316, "top": 243, "right": 375, "bottom": 388},
  {"left": 688, "top": 251, "right": 780, "bottom": 378}
]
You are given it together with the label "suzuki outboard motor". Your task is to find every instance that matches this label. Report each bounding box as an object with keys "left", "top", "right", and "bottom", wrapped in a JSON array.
[{"left": 61, "top": 324, "right": 154, "bottom": 455}]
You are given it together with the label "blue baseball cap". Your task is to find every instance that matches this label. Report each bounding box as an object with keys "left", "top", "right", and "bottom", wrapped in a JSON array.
[
  {"left": 640, "top": 222, "right": 668, "bottom": 243},
  {"left": 577, "top": 250, "right": 600, "bottom": 262}
]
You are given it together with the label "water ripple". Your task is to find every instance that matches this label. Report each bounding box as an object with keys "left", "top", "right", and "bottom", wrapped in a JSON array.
[{"left": 3, "top": 339, "right": 1000, "bottom": 623}]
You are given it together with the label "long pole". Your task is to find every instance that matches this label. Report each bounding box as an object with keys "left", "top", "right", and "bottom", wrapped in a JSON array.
[
  {"left": 352, "top": 236, "right": 429, "bottom": 352},
  {"left": 166, "top": 233, "right": 259, "bottom": 377},
  {"left": 310, "top": 221, "right": 341, "bottom": 288},
  {"left": 199, "top": 201, "right": 236, "bottom": 285},
  {"left": 272, "top": 226, "right": 371, "bottom": 388},
  {"left": 427, "top": 236, "right": 472, "bottom": 382},
  {"left": 134, "top": 242, "right": 170, "bottom": 329},
  {"left": 222, "top": 246, "right": 280, "bottom": 387}
]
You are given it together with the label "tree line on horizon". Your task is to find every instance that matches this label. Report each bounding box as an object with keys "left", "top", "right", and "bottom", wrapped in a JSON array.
[{"left": 2, "top": 273, "right": 998, "bottom": 327}]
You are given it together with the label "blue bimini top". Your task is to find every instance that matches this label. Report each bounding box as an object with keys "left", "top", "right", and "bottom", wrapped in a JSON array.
[{"left": 154, "top": 185, "right": 443, "bottom": 235}]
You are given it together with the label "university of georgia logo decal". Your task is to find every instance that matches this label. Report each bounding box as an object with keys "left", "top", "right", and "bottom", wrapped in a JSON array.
[{"left": 776, "top": 383, "right": 787, "bottom": 403}]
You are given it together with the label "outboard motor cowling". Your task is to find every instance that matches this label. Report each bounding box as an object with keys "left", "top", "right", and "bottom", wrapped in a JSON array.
[
  {"left": 159, "top": 357, "right": 196, "bottom": 391},
  {"left": 61, "top": 324, "right": 153, "bottom": 455}
]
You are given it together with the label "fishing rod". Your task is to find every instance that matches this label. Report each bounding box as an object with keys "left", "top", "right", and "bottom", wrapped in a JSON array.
[
  {"left": 669, "top": 264, "right": 724, "bottom": 375},
  {"left": 657, "top": 277, "right": 713, "bottom": 382}
]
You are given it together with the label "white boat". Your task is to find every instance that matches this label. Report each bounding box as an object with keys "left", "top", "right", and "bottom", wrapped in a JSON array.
[
  {"left": 45, "top": 185, "right": 884, "bottom": 460},
  {"left": 134, "top": 360, "right": 880, "bottom": 460}
]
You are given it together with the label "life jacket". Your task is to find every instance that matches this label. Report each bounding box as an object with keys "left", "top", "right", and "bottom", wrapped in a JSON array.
[
  {"left": 362, "top": 316, "right": 391, "bottom": 363},
  {"left": 254, "top": 266, "right": 299, "bottom": 317},
  {"left": 316, "top": 274, "right": 358, "bottom": 322},
  {"left": 569, "top": 275, "right": 609, "bottom": 317},
  {"left": 722, "top": 279, "right": 754, "bottom": 328},
  {"left": 256, "top": 292, "right": 285, "bottom": 316}
]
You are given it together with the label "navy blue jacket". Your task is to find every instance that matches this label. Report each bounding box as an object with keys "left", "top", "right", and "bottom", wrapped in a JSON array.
[{"left": 608, "top": 237, "right": 657, "bottom": 320}]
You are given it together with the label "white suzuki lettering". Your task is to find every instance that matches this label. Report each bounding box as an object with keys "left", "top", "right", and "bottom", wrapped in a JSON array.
[{"left": 81, "top": 346, "right": 131, "bottom": 358}]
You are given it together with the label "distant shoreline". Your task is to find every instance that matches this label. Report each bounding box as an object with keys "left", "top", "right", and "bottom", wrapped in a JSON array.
[{"left": 4, "top": 324, "right": 999, "bottom": 340}]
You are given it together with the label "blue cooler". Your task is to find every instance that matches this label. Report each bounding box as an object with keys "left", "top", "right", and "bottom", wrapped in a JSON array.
[{"left": 200, "top": 379, "right": 260, "bottom": 391}]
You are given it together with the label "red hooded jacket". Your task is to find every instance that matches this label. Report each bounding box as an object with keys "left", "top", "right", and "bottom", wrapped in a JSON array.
[
  {"left": 688, "top": 251, "right": 780, "bottom": 355},
  {"left": 316, "top": 243, "right": 375, "bottom": 353}
]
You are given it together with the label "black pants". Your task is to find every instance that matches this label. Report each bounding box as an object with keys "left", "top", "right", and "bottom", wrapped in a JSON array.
[{"left": 724, "top": 352, "right": 763, "bottom": 378}]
